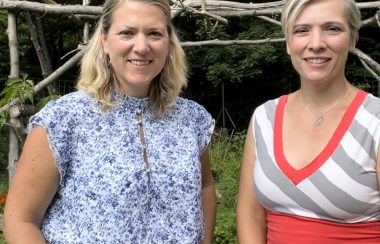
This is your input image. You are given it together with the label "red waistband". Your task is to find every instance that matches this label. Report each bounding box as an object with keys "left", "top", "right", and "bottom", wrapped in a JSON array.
[{"left": 266, "top": 210, "right": 380, "bottom": 244}]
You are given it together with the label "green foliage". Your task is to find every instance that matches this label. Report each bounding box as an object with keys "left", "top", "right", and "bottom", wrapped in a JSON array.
[
  {"left": 0, "top": 112, "right": 8, "bottom": 129},
  {"left": 211, "top": 131, "right": 246, "bottom": 244},
  {"left": 0, "top": 174, "right": 7, "bottom": 195},
  {"left": 186, "top": 17, "right": 286, "bottom": 87},
  {"left": 37, "top": 95, "right": 61, "bottom": 109},
  {"left": 354, "top": 82, "right": 371, "bottom": 91},
  {"left": 0, "top": 74, "right": 34, "bottom": 106},
  {"left": 214, "top": 210, "right": 237, "bottom": 244}
]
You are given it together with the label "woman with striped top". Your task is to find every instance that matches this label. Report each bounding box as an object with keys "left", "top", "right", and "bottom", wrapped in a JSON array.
[{"left": 237, "top": 0, "right": 380, "bottom": 243}]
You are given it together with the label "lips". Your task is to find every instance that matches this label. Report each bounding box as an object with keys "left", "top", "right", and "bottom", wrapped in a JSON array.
[
  {"left": 304, "top": 58, "right": 331, "bottom": 64},
  {"left": 129, "top": 60, "right": 152, "bottom": 65}
]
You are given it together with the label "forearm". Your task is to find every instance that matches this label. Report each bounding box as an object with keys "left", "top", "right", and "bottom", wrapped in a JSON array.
[
  {"left": 237, "top": 217, "right": 267, "bottom": 244},
  {"left": 201, "top": 183, "right": 217, "bottom": 244},
  {"left": 3, "top": 221, "right": 47, "bottom": 244},
  {"left": 236, "top": 200, "right": 267, "bottom": 244}
]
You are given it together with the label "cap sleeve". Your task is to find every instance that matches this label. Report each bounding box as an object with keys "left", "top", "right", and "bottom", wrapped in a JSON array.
[
  {"left": 194, "top": 104, "right": 215, "bottom": 153},
  {"left": 27, "top": 98, "right": 77, "bottom": 185}
]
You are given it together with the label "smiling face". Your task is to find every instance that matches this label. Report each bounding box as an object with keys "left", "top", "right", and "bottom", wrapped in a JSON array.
[
  {"left": 101, "top": 0, "right": 170, "bottom": 98},
  {"left": 286, "top": 0, "right": 353, "bottom": 85}
]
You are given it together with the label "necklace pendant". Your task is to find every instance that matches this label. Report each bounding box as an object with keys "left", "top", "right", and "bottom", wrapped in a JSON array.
[{"left": 315, "top": 116, "right": 324, "bottom": 126}]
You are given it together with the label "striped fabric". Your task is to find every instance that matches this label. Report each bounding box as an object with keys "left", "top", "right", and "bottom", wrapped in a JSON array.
[{"left": 253, "top": 90, "right": 380, "bottom": 224}]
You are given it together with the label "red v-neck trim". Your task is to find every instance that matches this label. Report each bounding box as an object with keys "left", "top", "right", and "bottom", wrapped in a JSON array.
[{"left": 274, "top": 90, "right": 368, "bottom": 185}]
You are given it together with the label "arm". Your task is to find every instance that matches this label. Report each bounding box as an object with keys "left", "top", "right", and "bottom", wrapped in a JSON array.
[
  {"left": 236, "top": 120, "right": 267, "bottom": 244},
  {"left": 200, "top": 146, "right": 217, "bottom": 244},
  {"left": 3, "top": 126, "right": 60, "bottom": 243},
  {"left": 377, "top": 142, "right": 380, "bottom": 194}
]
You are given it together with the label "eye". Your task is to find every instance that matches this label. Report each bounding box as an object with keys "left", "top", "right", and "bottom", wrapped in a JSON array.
[
  {"left": 119, "top": 30, "right": 134, "bottom": 38},
  {"left": 149, "top": 31, "right": 163, "bottom": 39},
  {"left": 293, "top": 27, "right": 309, "bottom": 36},
  {"left": 326, "top": 25, "right": 343, "bottom": 34}
]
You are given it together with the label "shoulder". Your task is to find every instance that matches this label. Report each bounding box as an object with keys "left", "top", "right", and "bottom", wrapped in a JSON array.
[
  {"left": 28, "top": 91, "right": 95, "bottom": 128},
  {"left": 46, "top": 90, "right": 93, "bottom": 109},
  {"left": 253, "top": 96, "right": 282, "bottom": 116},
  {"left": 40, "top": 91, "right": 96, "bottom": 116},
  {"left": 172, "top": 97, "right": 211, "bottom": 117},
  {"left": 362, "top": 92, "right": 380, "bottom": 118}
]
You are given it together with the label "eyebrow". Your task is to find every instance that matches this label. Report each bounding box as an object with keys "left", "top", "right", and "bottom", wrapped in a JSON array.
[
  {"left": 119, "top": 25, "right": 166, "bottom": 30},
  {"left": 294, "top": 21, "right": 346, "bottom": 28}
]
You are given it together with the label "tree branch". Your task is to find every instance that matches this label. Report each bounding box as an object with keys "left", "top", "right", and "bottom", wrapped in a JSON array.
[
  {"left": 2, "top": 0, "right": 379, "bottom": 17},
  {"left": 181, "top": 37, "right": 285, "bottom": 46},
  {"left": 351, "top": 48, "right": 380, "bottom": 75}
]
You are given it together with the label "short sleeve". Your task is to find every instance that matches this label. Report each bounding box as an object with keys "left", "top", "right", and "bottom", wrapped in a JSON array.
[
  {"left": 27, "top": 98, "right": 77, "bottom": 184},
  {"left": 194, "top": 104, "right": 215, "bottom": 153}
]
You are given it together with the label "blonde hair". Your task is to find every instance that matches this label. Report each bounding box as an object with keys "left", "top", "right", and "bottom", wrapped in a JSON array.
[
  {"left": 77, "top": 0, "right": 187, "bottom": 117},
  {"left": 281, "top": 0, "right": 361, "bottom": 46}
]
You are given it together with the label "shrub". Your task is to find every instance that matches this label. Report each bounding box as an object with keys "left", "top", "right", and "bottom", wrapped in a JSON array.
[{"left": 211, "top": 130, "right": 245, "bottom": 244}]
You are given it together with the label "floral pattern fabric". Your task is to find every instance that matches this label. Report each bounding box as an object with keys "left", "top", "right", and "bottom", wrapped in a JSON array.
[{"left": 28, "top": 90, "right": 215, "bottom": 244}]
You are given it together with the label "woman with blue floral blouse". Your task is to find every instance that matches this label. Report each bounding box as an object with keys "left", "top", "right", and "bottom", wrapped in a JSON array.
[{"left": 3, "top": 0, "right": 216, "bottom": 243}]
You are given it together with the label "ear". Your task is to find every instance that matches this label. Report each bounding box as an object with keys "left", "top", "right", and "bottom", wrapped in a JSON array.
[
  {"left": 349, "top": 39, "right": 356, "bottom": 52},
  {"left": 100, "top": 31, "right": 109, "bottom": 54},
  {"left": 286, "top": 42, "right": 291, "bottom": 55}
]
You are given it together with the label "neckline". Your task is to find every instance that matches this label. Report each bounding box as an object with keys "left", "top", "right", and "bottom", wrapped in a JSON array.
[{"left": 273, "top": 90, "right": 367, "bottom": 185}]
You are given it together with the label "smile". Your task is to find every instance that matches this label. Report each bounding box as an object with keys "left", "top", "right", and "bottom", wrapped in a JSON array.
[
  {"left": 304, "top": 58, "right": 330, "bottom": 64},
  {"left": 129, "top": 60, "right": 152, "bottom": 66}
]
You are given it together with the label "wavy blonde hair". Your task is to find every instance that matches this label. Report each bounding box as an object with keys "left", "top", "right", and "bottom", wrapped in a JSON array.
[
  {"left": 281, "top": 0, "right": 361, "bottom": 47},
  {"left": 77, "top": 0, "right": 187, "bottom": 117}
]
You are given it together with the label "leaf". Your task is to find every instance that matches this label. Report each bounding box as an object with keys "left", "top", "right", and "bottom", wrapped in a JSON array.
[
  {"left": 0, "top": 74, "right": 35, "bottom": 105},
  {"left": 37, "top": 95, "right": 61, "bottom": 109}
]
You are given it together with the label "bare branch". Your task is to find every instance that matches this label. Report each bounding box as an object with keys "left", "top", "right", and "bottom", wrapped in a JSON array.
[
  {"left": 351, "top": 48, "right": 380, "bottom": 75},
  {"left": 362, "top": 10, "right": 380, "bottom": 28},
  {"left": 171, "top": 0, "right": 228, "bottom": 24},
  {"left": 7, "top": 11, "right": 19, "bottom": 78},
  {"left": 0, "top": 0, "right": 102, "bottom": 15},
  {"left": 257, "top": 16, "right": 281, "bottom": 26},
  {"left": 2, "top": 0, "right": 379, "bottom": 17},
  {"left": 358, "top": 57, "right": 380, "bottom": 82},
  {"left": 181, "top": 38, "right": 285, "bottom": 46}
]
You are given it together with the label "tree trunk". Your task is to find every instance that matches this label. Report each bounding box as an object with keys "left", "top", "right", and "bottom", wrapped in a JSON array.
[{"left": 6, "top": 10, "right": 20, "bottom": 183}]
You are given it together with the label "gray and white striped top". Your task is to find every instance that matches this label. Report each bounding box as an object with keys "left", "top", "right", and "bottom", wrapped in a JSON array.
[{"left": 253, "top": 90, "right": 380, "bottom": 223}]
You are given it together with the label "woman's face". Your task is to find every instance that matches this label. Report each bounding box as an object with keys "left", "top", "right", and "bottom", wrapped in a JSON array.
[
  {"left": 286, "top": 0, "right": 353, "bottom": 85},
  {"left": 101, "top": 0, "right": 170, "bottom": 98}
]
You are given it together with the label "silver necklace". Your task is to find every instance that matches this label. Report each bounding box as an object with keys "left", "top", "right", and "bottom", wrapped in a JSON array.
[{"left": 300, "top": 86, "right": 350, "bottom": 126}]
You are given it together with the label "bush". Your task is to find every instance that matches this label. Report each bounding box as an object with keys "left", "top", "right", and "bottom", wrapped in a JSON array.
[{"left": 211, "top": 130, "right": 245, "bottom": 244}]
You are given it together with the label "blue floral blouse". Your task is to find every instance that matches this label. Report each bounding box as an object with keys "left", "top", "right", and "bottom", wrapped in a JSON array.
[{"left": 28, "top": 90, "right": 215, "bottom": 243}]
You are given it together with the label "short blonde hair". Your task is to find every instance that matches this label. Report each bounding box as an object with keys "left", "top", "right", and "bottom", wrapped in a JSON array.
[
  {"left": 281, "top": 0, "right": 361, "bottom": 46},
  {"left": 77, "top": 0, "right": 187, "bottom": 117}
]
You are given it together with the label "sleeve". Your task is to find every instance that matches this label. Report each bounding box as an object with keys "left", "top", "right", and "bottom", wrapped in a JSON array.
[
  {"left": 27, "top": 98, "right": 77, "bottom": 185},
  {"left": 194, "top": 103, "right": 215, "bottom": 154},
  {"left": 251, "top": 110, "right": 257, "bottom": 141}
]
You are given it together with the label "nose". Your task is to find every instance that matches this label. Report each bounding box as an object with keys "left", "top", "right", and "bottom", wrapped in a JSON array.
[
  {"left": 307, "top": 29, "right": 327, "bottom": 51},
  {"left": 133, "top": 34, "right": 150, "bottom": 54}
]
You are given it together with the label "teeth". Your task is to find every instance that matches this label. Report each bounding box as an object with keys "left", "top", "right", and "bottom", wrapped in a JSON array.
[
  {"left": 306, "top": 58, "right": 328, "bottom": 64},
  {"left": 130, "top": 60, "right": 150, "bottom": 65}
]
